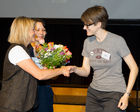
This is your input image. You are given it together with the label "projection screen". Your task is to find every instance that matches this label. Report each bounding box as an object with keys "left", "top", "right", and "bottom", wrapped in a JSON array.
[{"left": 0, "top": 0, "right": 140, "bottom": 19}]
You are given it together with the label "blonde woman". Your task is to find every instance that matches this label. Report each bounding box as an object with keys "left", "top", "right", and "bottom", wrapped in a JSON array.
[{"left": 0, "top": 16, "right": 72, "bottom": 112}]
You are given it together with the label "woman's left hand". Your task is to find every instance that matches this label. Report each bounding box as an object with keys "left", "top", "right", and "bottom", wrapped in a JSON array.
[{"left": 118, "top": 93, "right": 129, "bottom": 110}]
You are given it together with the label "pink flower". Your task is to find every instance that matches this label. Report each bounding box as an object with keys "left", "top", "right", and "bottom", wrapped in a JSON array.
[
  {"left": 60, "top": 51, "right": 65, "bottom": 55},
  {"left": 66, "top": 51, "right": 72, "bottom": 56},
  {"left": 45, "top": 48, "right": 48, "bottom": 51},
  {"left": 51, "top": 48, "right": 55, "bottom": 51}
]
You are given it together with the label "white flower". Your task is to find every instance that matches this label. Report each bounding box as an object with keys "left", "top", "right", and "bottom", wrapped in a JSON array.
[
  {"left": 54, "top": 45, "right": 60, "bottom": 49},
  {"left": 59, "top": 44, "right": 63, "bottom": 48},
  {"left": 44, "top": 52, "right": 52, "bottom": 58},
  {"left": 47, "top": 49, "right": 51, "bottom": 52},
  {"left": 48, "top": 53, "right": 52, "bottom": 56},
  {"left": 44, "top": 55, "right": 48, "bottom": 58}
]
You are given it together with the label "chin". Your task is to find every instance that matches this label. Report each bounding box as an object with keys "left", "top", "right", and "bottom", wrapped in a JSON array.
[
  {"left": 87, "top": 30, "right": 95, "bottom": 35},
  {"left": 87, "top": 32, "right": 93, "bottom": 37}
]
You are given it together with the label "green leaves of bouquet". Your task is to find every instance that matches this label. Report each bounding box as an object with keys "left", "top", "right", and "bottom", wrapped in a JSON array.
[{"left": 37, "top": 42, "right": 72, "bottom": 69}]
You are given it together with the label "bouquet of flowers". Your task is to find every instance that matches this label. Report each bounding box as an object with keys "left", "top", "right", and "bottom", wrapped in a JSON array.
[{"left": 33, "top": 42, "right": 72, "bottom": 69}]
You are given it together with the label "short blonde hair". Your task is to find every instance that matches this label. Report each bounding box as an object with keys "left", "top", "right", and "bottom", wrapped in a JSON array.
[{"left": 8, "top": 16, "right": 35, "bottom": 46}]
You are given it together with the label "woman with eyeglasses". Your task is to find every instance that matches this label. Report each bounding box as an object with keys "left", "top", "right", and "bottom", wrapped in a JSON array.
[
  {"left": 29, "top": 18, "right": 54, "bottom": 112},
  {"left": 71, "top": 5, "right": 138, "bottom": 112}
]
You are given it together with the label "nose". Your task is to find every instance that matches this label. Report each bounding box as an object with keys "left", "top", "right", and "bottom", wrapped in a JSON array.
[
  {"left": 39, "top": 30, "right": 44, "bottom": 34},
  {"left": 83, "top": 25, "right": 87, "bottom": 30}
]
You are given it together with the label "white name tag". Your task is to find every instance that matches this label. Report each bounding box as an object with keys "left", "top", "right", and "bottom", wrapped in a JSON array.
[
  {"left": 101, "top": 51, "right": 111, "bottom": 60},
  {"left": 90, "top": 51, "right": 94, "bottom": 56}
]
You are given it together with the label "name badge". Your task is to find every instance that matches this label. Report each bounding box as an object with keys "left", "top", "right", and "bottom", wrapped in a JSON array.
[
  {"left": 90, "top": 51, "right": 94, "bottom": 56},
  {"left": 101, "top": 51, "right": 111, "bottom": 60}
]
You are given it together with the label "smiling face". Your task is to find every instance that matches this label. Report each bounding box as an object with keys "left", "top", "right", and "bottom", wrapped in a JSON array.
[
  {"left": 34, "top": 22, "right": 46, "bottom": 44},
  {"left": 81, "top": 6, "right": 108, "bottom": 36},
  {"left": 83, "top": 22, "right": 101, "bottom": 36}
]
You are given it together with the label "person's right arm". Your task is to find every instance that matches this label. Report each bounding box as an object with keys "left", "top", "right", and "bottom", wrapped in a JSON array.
[
  {"left": 8, "top": 45, "right": 71, "bottom": 80},
  {"left": 72, "top": 57, "right": 90, "bottom": 77},
  {"left": 17, "top": 59, "right": 70, "bottom": 80}
]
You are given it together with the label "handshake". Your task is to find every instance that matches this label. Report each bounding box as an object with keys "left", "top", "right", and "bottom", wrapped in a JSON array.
[{"left": 60, "top": 66, "right": 77, "bottom": 77}]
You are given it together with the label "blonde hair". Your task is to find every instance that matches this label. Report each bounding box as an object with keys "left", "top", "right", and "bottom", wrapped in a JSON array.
[{"left": 8, "top": 16, "right": 35, "bottom": 46}]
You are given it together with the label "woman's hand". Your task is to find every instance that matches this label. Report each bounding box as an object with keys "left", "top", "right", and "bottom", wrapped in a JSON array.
[
  {"left": 118, "top": 93, "right": 129, "bottom": 110},
  {"left": 69, "top": 66, "right": 77, "bottom": 73},
  {"left": 61, "top": 66, "right": 75, "bottom": 77}
]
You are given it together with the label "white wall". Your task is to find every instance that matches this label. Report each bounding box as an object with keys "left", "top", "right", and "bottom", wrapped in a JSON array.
[{"left": 0, "top": 0, "right": 140, "bottom": 19}]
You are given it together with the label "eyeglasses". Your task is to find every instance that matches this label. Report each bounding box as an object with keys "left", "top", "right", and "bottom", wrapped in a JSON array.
[{"left": 84, "top": 23, "right": 94, "bottom": 27}]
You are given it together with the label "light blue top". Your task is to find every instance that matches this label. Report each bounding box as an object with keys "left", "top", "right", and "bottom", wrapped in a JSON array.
[{"left": 32, "top": 57, "right": 43, "bottom": 69}]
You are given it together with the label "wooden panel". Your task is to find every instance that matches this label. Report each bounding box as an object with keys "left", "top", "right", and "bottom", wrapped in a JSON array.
[
  {"left": 52, "top": 87, "right": 140, "bottom": 106},
  {"left": 53, "top": 104, "right": 85, "bottom": 112},
  {"left": 52, "top": 87, "right": 87, "bottom": 96},
  {"left": 129, "top": 91, "right": 140, "bottom": 105},
  {"left": 52, "top": 87, "right": 87, "bottom": 104},
  {"left": 53, "top": 95, "right": 86, "bottom": 105}
]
